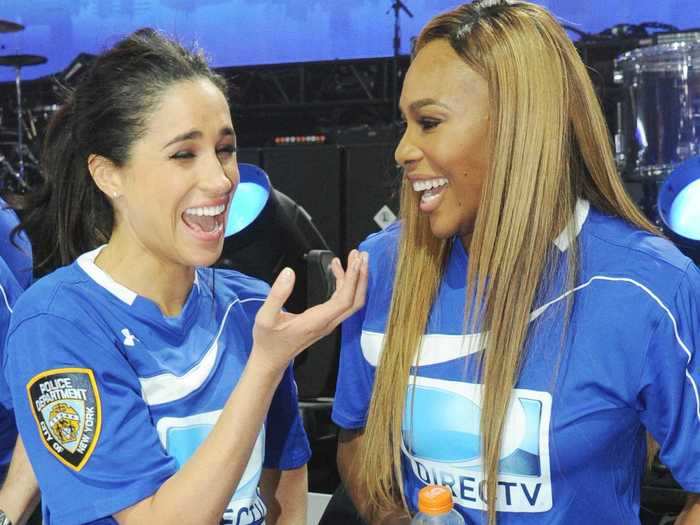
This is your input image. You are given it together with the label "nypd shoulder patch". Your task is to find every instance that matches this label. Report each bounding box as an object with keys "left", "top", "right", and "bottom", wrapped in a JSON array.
[{"left": 26, "top": 367, "right": 102, "bottom": 471}]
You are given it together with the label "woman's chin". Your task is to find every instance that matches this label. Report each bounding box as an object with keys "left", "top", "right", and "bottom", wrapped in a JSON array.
[
  {"left": 183, "top": 243, "right": 224, "bottom": 269},
  {"left": 428, "top": 217, "right": 460, "bottom": 240}
]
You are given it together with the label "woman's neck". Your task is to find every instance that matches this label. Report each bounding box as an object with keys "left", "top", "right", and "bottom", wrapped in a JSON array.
[
  {"left": 94, "top": 238, "right": 195, "bottom": 317},
  {"left": 460, "top": 232, "right": 473, "bottom": 253}
]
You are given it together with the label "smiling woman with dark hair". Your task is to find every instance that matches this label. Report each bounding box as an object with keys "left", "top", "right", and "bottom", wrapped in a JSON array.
[{"left": 4, "top": 28, "right": 368, "bottom": 525}]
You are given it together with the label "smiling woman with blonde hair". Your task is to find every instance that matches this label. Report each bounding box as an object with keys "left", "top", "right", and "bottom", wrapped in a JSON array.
[{"left": 332, "top": 1, "right": 700, "bottom": 524}]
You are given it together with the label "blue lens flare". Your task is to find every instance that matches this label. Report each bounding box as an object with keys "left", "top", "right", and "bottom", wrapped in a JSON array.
[
  {"left": 225, "top": 183, "right": 269, "bottom": 236},
  {"left": 669, "top": 179, "right": 700, "bottom": 241},
  {"left": 225, "top": 164, "right": 271, "bottom": 237},
  {"left": 658, "top": 156, "right": 700, "bottom": 248}
]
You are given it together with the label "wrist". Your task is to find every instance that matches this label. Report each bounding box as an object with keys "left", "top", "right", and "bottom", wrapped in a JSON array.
[{"left": 246, "top": 347, "right": 287, "bottom": 382}]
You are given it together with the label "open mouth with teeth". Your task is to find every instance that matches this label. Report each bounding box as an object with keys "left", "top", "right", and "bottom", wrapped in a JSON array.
[
  {"left": 181, "top": 203, "right": 226, "bottom": 238},
  {"left": 413, "top": 177, "right": 449, "bottom": 210}
]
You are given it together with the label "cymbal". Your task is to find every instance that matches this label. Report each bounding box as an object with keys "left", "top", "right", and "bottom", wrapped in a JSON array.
[
  {"left": 0, "top": 20, "right": 24, "bottom": 33},
  {"left": 0, "top": 54, "right": 47, "bottom": 67}
]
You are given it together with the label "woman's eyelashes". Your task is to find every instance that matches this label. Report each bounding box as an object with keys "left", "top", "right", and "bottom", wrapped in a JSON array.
[
  {"left": 169, "top": 144, "right": 237, "bottom": 161},
  {"left": 216, "top": 144, "right": 237, "bottom": 158},
  {"left": 418, "top": 117, "right": 440, "bottom": 131},
  {"left": 170, "top": 150, "right": 195, "bottom": 160},
  {"left": 399, "top": 116, "right": 441, "bottom": 134}
]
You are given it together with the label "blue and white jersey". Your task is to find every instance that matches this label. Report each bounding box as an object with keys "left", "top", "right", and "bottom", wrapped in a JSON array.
[
  {"left": 0, "top": 196, "right": 32, "bottom": 290},
  {"left": 333, "top": 201, "right": 700, "bottom": 524},
  {"left": 4, "top": 247, "right": 310, "bottom": 525},
  {"left": 0, "top": 196, "right": 32, "bottom": 475},
  {"left": 0, "top": 256, "right": 23, "bottom": 471}
]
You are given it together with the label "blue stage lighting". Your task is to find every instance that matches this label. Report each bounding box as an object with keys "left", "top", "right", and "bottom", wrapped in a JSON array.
[
  {"left": 657, "top": 155, "right": 700, "bottom": 262},
  {"left": 225, "top": 163, "right": 271, "bottom": 237},
  {"left": 669, "top": 179, "right": 700, "bottom": 241}
]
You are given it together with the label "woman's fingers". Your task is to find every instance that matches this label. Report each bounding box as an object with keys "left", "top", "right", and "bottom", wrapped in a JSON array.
[
  {"left": 332, "top": 250, "right": 361, "bottom": 308},
  {"left": 252, "top": 251, "right": 369, "bottom": 365},
  {"left": 350, "top": 251, "right": 368, "bottom": 312},
  {"left": 328, "top": 251, "right": 369, "bottom": 327},
  {"left": 255, "top": 267, "right": 295, "bottom": 328},
  {"left": 329, "top": 256, "right": 345, "bottom": 290},
  {"left": 298, "top": 250, "right": 368, "bottom": 337}
]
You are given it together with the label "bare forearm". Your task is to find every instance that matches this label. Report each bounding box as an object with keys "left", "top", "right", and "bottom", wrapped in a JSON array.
[
  {"left": 337, "top": 453, "right": 373, "bottom": 521},
  {"left": 336, "top": 430, "right": 409, "bottom": 525},
  {"left": 676, "top": 494, "right": 700, "bottom": 524},
  {"left": 116, "top": 352, "right": 284, "bottom": 525},
  {"left": 340, "top": 475, "right": 408, "bottom": 525},
  {"left": 261, "top": 466, "right": 307, "bottom": 525},
  {"left": 0, "top": 438, "right": 40, "bottom": 525}
]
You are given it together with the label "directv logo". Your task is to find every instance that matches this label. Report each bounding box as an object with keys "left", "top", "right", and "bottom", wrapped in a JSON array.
[
  {"left": 157, "top": 411, "right": 267, "bottom": 524},
  {"left": 402, "top": 376, "right": 553, "bottom": 513}
]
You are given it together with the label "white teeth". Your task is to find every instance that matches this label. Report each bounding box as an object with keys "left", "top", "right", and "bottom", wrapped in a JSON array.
[
  {"left": 412, "top": 178, "right": 448, "bottom": 192},
  {"left": 184, "top": 204, "right": 225, "bottom": 216}
]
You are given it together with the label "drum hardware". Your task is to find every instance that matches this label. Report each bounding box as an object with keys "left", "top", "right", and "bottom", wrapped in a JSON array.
[
  {"left": 0, "top": 152, "right": 26, "bottom": 191},
  {"left": 654, "top": 29, "right": 700, "bottom": 46},
  {"left": 0, "top": 54, "right": 47, "bottom": 187},
  {"left": 0, "top": 20, "right": 23, "bottom": 34},
  {"left": 614, "top": 38, "right": 700, "bottom": 182},
  {"left": 25, "top": 104, "right": 60, "bottom": 143}
]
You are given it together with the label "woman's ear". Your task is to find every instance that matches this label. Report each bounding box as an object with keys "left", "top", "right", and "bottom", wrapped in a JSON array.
[{"left": 87, "top": 154, "right": 123, "bottom": 200}]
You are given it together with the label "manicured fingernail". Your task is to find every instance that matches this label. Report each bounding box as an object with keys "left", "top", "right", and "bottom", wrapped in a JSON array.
[
  {"left": 281, "top": 268, "right": 293, "bottom": 282},
  {"left": 361, "top": 252, "right": 369, "bottom": 265}
]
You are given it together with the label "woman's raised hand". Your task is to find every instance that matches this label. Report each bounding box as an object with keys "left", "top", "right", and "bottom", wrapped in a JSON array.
[{"left": 251, "top": 249, "right": 368, "bottom": 373}]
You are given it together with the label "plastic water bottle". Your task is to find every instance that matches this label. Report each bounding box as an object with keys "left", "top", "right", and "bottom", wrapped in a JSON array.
[{"left": 411, "top": 484, "right": 466, "bottom": 525}]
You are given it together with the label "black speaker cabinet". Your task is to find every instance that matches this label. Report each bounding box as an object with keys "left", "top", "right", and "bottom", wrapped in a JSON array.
[
  {"left": 261, "top": 145, "right": 343, "bottom": 256},
  {"left": 236, "top": 147, "right": 262, "bottom": 167},
  {"left": 343, "top": 142, "right": 401, "bottom": 255}
]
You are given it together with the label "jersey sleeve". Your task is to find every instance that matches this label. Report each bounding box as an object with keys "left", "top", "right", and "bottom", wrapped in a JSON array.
[
  {"left": 331, "top": 228, "right": 400, "bottom": 430},
  {"left": 0, "top": 265, "right": 22, "bottom": 410},
  {"left": 5, "top": 313, "right": 178, "bottom": 525},
  {"left": 332, "top": 231, "right": 390, "bottom": 430},
  {"left": 637, "top": 262, "right": 700, "bottom": 492},
  {"left": 263, "top": 363, "right": 310, "bottom": 470},
  {"left": 0, "top": 265, "right": 22, "bottom": 466},
  {"left": 331, "top": 301, "right": 376, "bottom": 430}
]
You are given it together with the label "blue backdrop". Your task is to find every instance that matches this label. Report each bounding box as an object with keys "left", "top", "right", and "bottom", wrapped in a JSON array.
[{"left": 0, "top": 0, "right": 698, "bottom": 82}]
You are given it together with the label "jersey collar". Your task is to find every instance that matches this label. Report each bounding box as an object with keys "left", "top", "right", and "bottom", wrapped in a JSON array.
[
  {"left": 76, "top": 245, "right": 201, "bottom": 306},
  {"left": 77, "top": 246, "right": 138, "bottom": 305},
  {"left": 453, "top": 198, "right": 590, "bottom": 260},
  {"left": 553, "top": 199, "right": 590, "bottom": 252}
]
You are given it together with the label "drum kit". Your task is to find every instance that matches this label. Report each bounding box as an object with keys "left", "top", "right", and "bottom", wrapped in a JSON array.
[
  {"left": 614, "top": 32, "right": 700, "bottom": 260},
  {"left": 0, "top": 19, "right": 48, "bottom": 192}
]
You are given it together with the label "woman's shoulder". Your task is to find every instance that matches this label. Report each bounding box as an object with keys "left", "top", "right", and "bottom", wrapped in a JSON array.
[
  {"left": 581, "top": 207, "right": 697, "bottom": 301},
  {"left": 12, "top": 262, "right": 92, "bottom": 322},
  {"left": 6, "top": 263, "right": 122, "bottom": 364},
  {"left": 358, "top": 221, "right": 402, "bottom": 265}
]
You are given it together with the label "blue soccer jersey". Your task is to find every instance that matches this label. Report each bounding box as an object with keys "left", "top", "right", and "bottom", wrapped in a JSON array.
[
  {"left": 333, "top": 200, "right": 700, "bottom": 524},
  {"left": 4, "top": 247, "right": 310, "bottom": 525},
  {"left": 0, "top": 256, "right": 23, "bottom": 471},
  {"left": 0, "top": 196, "right": 32, "bottom": 290}
]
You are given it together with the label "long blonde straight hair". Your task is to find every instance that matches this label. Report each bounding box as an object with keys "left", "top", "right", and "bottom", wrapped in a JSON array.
[{"left": 359, "top": 2, "right": 656, "bottom": 524}]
